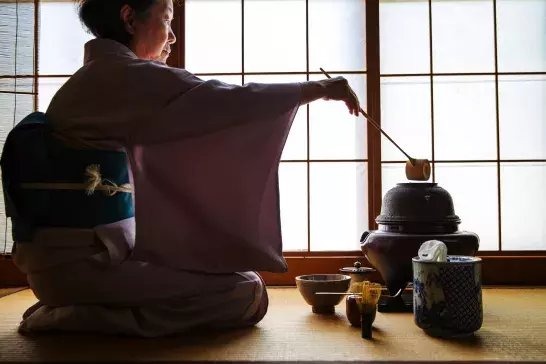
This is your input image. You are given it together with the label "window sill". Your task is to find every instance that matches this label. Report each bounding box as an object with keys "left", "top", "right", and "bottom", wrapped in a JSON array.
[
  {"left": 0, "top": 256, "right": 26, "bottom": 287},
  {"left": 260, "top": 253, "right": 546, "bottom": 286},
  {"left": 1, "top": 253, "right": 545, "bottom": 288}
]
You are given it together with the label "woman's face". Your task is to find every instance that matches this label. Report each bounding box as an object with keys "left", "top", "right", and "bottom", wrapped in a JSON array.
[{"left": 124, "top": 0, "right": 176, "bottom": 63}]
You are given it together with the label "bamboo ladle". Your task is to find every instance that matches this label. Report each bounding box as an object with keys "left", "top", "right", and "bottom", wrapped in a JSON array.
[{"left": 319, "top": 67, "right": 431, "bottom": 182}]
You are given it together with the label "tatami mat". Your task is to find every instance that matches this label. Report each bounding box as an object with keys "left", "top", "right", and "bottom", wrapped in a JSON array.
[{"left": 0, "top": 287, "right": 545, "bottom": 363}]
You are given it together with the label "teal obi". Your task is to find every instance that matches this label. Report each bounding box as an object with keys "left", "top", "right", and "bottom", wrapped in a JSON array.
[{"left": 0, "top": 112, "right": 134, "bottom": 242}]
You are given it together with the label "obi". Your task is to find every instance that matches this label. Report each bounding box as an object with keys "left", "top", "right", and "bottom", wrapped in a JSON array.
[{"left": 0, "top": 112, "right": 134, "bottom": 242}]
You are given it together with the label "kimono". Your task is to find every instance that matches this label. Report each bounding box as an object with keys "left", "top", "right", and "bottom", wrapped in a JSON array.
[{"left": 3, "top": 38, "right": 302, "bottom": 337}]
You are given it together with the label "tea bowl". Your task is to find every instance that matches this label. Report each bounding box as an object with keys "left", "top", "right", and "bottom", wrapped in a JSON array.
[{"left": 295, "top": 274, "right": 351, "bottom": 314}]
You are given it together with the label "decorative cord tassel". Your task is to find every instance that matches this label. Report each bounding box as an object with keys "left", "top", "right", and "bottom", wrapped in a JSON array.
[
  {"left": 85, "top": 164, "right": 131, "bottom": 196},
  {"left": 20, "top": 165, "right": 132, "bottom": 196},
  {"left": 85, "top": 164, "right": 102, "bottom": 196}
]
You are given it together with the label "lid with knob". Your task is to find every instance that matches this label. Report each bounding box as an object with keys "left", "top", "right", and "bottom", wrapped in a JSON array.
[
  {"left": 339, "top": 261, "right": 376, "bottom": 275},
  {"left": 375, "top": 183, "right": 461, "bottom": 233}
]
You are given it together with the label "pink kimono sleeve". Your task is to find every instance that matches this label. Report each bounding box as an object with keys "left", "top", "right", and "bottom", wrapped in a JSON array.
[
  {"left": 126, "top": 77, "right": 303, "bottom": 145},
  {"left": 127, "top": 78, "right": 302, "bottom": 274}
]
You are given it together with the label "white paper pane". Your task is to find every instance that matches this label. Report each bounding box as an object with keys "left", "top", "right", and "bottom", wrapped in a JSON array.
[
  {"left": 279, "top": 162, "right": 308, "bottom": 251},
  {"left": 1, "top": 2, "right": 35, "bottom": 255},
  {"left": 196, "top": 74, "right": 243, "bottom": 85},
  {"left": 38, "top": 77, "right": 69, "bottom": 112},
  {"left": 434, "top": 76, "right": 497, "bottom": 160},
  {"left": 382, "top": 163, "right": 405, "bottom": 196},
  {"left": 0, "top": 2, "right": 35, "bottom": 76},
  {"left": 380, "top": 0, "right": 430, "bottom": 74},
  {"left": 0, "top": 78, "right": 33, "bottom": 94},
  {"left": 39, "top": 2, "right": 92, "bottom": 75},
  {"left": 310, "top": 162, "right": 368, "bottom": 251},
  {"left": 501, "top": 162, "right": 546, "bottom": 250},
  {"left": 0, "top": 94, "right": 33, "bottom": 130},
  {"left": 244, "top": 0, "right": 306, "bottom": 72},
  {"left": 431, "top": 0, "right": 495, "bottom": 73},
  {"left": 435, "top": 163, "right": 499, "bottom": 251},
  {"left": 244, "top": 74, "right": 307, "bottom": 160},
  {"left": 185, "top": 0, "right": 242, "bottom": 73},
  {"left": 244, "top": 74, "right": 304, "bottom": 84},
  {"left": 380, "top": 77, "right": 432, "bottom": 162},
  {"left": 497, "top": 0, "right": 546, "bottom": 72},
  {"left": 499, "top": 75, "right": 546, "bottom": 160},
  {"left": 308, "top": 74, "right": 367, "bottom": 160},
  {"left": 0, "top": 94, "right": 33, "bottom": 255},
  {"left": 1, "top": 219, "right": 13, "bottom": 254},
  {"left": 382, "top": 163, "right": 436, "bottom": 194},
  {"left": 308, "top": 0, "right": 366, "bottom": 72}
]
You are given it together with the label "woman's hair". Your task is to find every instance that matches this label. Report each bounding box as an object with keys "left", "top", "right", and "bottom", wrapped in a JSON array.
[{"left": 77, "top": 0, "right": 158, "bottom": 45}]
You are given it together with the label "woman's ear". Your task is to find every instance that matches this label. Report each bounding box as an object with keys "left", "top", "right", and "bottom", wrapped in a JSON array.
[{"left": 120, "top": 4, "right": 136, "bottom": 35}]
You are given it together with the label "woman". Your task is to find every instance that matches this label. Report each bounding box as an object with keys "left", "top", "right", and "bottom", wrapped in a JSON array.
[{"left": 6, "top": 0, "right": 360, "bottom": 337}]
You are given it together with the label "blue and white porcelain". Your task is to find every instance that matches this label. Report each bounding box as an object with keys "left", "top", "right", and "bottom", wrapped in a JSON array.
[{"left": 412, "top": 255, "right": 483, "bottom": 338}]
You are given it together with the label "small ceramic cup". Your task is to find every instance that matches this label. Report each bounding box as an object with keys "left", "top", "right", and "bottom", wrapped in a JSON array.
[{"left": 412, "top": 255, "right": 483, "bottom": 338}]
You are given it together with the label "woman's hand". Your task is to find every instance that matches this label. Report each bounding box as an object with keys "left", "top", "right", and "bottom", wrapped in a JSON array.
[
  {"left": 300, "top": 77, "right": 361, "bottom": 116},
  {"left": 319, "top": 77, "right": 360, "bottom": 116}
]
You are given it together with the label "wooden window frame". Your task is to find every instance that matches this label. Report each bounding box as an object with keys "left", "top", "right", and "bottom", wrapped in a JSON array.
[
  {"left": 1, "top": 0, "right": 545, "bottom": 288},
  {"left": 169, "top": 0, "right": 546, "bottom": 287}
]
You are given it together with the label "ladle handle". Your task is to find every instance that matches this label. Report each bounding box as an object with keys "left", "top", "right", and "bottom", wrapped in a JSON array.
[
  {"left": 319, "top": 67, "right": 415, "bottom": 165},
  {"left": 315, "top": 292, "right": 403, "bottom": 299},
  {"left": 315, "top": 292, "right": 359, "bottom": 296}
]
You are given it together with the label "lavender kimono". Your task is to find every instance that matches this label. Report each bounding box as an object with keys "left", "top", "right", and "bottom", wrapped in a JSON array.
[{"left": 9, "top": 39, "right": 302, "bottom": 337}]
